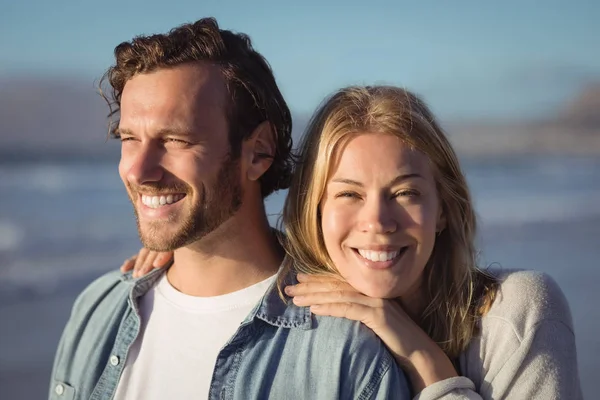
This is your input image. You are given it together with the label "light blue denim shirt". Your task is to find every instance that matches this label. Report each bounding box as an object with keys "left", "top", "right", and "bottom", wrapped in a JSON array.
[{"left": 49, "top": 267, "right": 410, "bottom": 400}]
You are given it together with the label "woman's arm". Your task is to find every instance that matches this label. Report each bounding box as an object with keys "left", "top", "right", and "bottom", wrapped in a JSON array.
[
  {"left": 126, "top": 260, "right": 581, "bottom": 399},
  {"left": 485, "top": 319, "right": 581, "bottom": 399},
  {"left": 466, "top": 270, "right": 583, "bottom": 400},
  {"left": 286, "top": 274, "right": 480, "bottom": 398},
  {"left": 287, "top": 271, "right": 583, "bottom": 399}
]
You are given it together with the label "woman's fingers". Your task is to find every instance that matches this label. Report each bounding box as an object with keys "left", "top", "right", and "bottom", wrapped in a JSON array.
[
  {"left": 131, "top": 248, "right": 150, "bottom": 278},
  {"left": 296, "top": 273, "right": 343, "bottom": 283},
  {"left": 285, "top": 280, "right": 356, "bottom": 297},
  {"left": 291, "top": 289, "right": 383, "bottom": 308},
  {"left": 309, "top": 302, "right": 375, "bottom": 323},
  {"left": 121, "top": 248, "right": 174, "bottom": 278},
  {"left": 120, "top": 254, "right": 138, "bottom": 273},
  {"left": 134, "top": 251, "right": 174, "bottom": 278},
  {"left": 286, "top": 273, "right": 356, "bottom": 297},
  {"left": 153, "top": 252, "right": 173, "bottom": 268},
  {"left": 134, "top": 249, "right": 158, "bottom": 278}
]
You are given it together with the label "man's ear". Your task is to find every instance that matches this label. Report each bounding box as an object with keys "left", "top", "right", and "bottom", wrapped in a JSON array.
[{"left": 242, "top": 121, "right": 276, "bottom": 182}]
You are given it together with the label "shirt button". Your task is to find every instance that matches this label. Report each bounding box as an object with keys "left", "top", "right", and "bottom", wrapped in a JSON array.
[
  {"left": 110, "top": 355, "right": 120, "bottom": 366},
  {"left": 55, "top": 384, "right": 64, "bottom": 395}
]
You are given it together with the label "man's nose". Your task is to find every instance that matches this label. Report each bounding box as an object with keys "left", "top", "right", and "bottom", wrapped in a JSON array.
[{"left": 123, "top": 142, "right": 164, "bottom": 186}]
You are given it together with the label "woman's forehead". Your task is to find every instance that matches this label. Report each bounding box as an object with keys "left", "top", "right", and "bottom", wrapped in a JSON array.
[{"left": 328, "top": 133, "right": 432, "bottom": 179}]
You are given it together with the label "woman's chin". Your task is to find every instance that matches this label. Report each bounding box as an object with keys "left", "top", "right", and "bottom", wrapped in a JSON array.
[{"left": 354, "top": 282, "right": 402, "bottom": 299}]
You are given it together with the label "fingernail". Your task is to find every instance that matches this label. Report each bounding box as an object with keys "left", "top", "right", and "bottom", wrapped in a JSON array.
[{"left": 284, "top": 286, "right": 294, "bottom": 295}]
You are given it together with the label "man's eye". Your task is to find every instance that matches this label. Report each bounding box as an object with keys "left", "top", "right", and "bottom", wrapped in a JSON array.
[{"left": 165, "top": 138, "right": 190, "bottom": 145}]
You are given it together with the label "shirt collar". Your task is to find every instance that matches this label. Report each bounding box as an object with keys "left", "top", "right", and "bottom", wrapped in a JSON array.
[
  {"left": 122, "top": 260, "right": 172, "bottom": 306},
  {"left": 251, "top": 270, "right": 313, "bottom": 330},
  {"left": 124, "top": 259, "right": 313, "bottom": 330}
]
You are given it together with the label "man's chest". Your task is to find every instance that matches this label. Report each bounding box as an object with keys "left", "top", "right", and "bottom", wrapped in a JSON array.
[{"left": 113, "top": 290, "right": 257, "bottom": 399}]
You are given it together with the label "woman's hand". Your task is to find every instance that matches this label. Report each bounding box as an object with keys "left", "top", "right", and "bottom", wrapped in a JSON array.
[
  {"left": 285, "top": 273, "right": 458, "bottom": 393},
  {"left": 120, "top": 248, "right": 173, "bottom": 278}
]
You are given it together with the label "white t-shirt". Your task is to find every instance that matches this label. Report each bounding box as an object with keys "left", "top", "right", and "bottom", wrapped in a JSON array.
[{"left": 113, "top": 272, "right": 277, "bottom": 400}]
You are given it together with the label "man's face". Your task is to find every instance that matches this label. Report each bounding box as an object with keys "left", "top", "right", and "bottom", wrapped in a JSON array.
[{"left": 118, "top": 63, "right": 243, "bottom": 251}]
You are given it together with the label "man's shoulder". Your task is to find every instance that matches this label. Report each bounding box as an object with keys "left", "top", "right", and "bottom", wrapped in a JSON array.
[
  {"left": 50, "top": 270, "right": 136, "bottom": 399},
  {"left": 69, "top": 269, "right": 133, "bottom": 321},
  {"left": 256, "top": 312, "right": 409, "bottom": 399},
  {"left": 310, "top": 315, "right": 409, "bottom": 398},
  {"left": 310, "top": 313, "right": 385, "bottom": 353}
]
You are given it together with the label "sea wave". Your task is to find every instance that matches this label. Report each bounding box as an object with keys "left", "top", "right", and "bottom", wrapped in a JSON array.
[
  {"left": 475, "top": 191, "right": 600, "bottom": 226},
  {"left": 0, "top": 164, "right": 121, "bottom": 193},
  {"left": 0, "top": 220, "right": 25, "bottom": 252}
]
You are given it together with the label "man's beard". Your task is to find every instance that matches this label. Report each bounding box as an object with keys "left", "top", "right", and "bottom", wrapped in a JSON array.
[{"left": 128, "top": 156, "right": 243, "bottom": 251}]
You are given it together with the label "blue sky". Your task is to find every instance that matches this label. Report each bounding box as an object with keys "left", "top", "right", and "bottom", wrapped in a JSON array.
[{"left": 1, "top": 0, "right": 599, "bottom": 119}]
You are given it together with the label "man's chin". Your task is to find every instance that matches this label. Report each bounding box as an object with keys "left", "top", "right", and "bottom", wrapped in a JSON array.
[
  {"left": 137, "top": 227, "right": 188, "bottom": 252},
  {"left": 139, "top": 236, "right": 181, "bottom": 253}
]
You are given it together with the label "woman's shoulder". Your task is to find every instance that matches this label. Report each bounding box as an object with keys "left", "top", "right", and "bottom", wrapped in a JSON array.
[
  {"left": 460, "top": 269, "right": 576, "bottom": 389},
  {"left": 482, "top": 268, "right": 574, "bottom": 336}
]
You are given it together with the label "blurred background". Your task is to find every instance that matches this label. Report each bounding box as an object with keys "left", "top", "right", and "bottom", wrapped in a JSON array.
[{"left": 1, "top": 0, "right": 598, "bottom": 398}]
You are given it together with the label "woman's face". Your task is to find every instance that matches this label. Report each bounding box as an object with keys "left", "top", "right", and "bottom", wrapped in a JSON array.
[{"left": 320, "top": 133, "right": 444, "bottom": 300}]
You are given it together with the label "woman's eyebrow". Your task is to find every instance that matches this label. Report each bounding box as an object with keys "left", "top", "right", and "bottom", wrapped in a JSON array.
[{"left": 330, "top": 173, "right": 424, "bottom": 188}]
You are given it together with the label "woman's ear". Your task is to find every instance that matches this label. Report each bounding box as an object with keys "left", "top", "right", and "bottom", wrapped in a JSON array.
[
  {"left": 436, "top": 205, "right": 447, "bottom": 234},
  {"left": 242, "top": 121, "right": 276, "bottom": 182}
]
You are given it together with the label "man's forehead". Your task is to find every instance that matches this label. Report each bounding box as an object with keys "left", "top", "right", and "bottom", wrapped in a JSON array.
[{"left": 121, "top": 63, "right": 227, "bottom": 110}]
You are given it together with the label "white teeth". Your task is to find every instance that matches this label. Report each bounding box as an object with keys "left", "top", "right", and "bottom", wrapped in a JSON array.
[
  {"left": 141, "top": 194, "right": 184, "bottom": 209},
  {"left": 357, "top": 249, "right": 400, "bottom": 262}
]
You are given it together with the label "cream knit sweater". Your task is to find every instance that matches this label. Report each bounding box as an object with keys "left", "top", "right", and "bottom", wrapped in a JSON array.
[{"left": 415, "top": 269, "right": 582, "bottom": 400}]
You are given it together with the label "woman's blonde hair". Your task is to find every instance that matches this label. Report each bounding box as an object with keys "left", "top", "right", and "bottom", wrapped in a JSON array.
[{"left": 280, "top": 85, "right": 497, "bottom": 358}]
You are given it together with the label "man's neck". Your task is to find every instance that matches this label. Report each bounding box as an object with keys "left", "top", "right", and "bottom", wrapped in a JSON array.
[{"left": 167, "top": 211, "right": 282, "bottom": 297}]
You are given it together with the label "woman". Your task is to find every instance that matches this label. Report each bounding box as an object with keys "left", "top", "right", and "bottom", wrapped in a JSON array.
[{"left": 122, "top": 86, "right": 581, "bottom": 399}]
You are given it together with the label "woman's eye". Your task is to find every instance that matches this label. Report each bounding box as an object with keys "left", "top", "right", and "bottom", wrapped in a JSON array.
[
  {"left": 336, "top": 191, "right": 361, "bottom": 199},
  {"left": 394, "top": 189, "right": 420, "bottom": 198}
]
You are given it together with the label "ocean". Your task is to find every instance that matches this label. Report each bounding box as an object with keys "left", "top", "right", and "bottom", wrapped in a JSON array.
[{"left": 0, "top": 156, "right": 599, "bottom": 399}]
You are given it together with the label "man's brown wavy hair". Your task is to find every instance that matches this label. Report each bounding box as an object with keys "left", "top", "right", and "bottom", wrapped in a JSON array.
[{"left": 99, "top": 17, "right": 293, "bottom": 198}]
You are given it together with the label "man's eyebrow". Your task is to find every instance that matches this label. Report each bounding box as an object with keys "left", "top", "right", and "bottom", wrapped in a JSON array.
[
  {"left": 115, "top": 127, "right": 192, "bottom": 137},
  {"left": 330, "top": 173, "right": 424, "bottom": 187},
  {"left": 115, "top": 128, "right": 134, "bottom": 137},
  {"left": 155, "top": 127, "right": 192, "bottom": 136}
]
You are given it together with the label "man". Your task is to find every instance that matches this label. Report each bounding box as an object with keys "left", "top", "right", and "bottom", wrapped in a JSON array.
[{"left": 49, "top": 18, "right": 409, "bottom": 399}]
